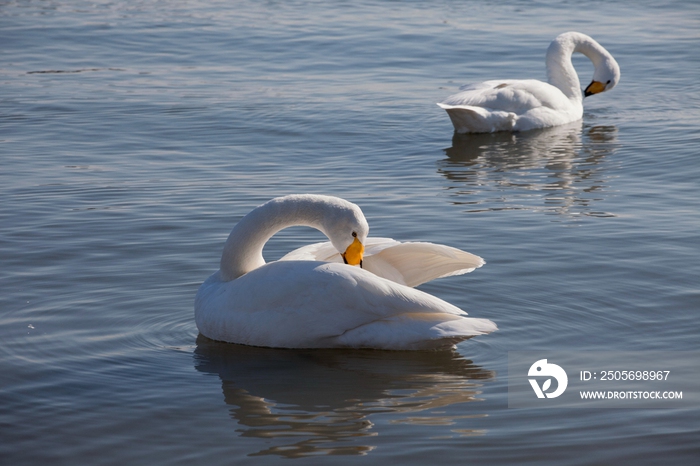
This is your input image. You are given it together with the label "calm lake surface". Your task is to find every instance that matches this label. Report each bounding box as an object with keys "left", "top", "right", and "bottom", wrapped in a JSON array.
[{"left": 1, "top": 0, "right": 699, "bottom": 464}]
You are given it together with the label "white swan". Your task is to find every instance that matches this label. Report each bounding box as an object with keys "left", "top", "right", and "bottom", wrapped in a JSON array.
[
  {"left": 438, "top": 32, "right": 620, "bottom": 133},
  {"left": 195, "top": 194, "right": 496, "bottom": 350}
]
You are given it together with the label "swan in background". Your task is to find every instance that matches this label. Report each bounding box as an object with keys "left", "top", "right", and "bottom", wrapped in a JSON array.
[
  {"left": 438, "top": 32, "right": 620, "bottom": 133},
  {"left": 195, "top": 194, "right": 496, "bottom": 350}
]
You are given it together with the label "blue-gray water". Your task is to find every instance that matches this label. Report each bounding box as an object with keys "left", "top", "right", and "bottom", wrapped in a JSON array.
[{"left": 1, "top": 0, "right": 699, "bottom": 464}]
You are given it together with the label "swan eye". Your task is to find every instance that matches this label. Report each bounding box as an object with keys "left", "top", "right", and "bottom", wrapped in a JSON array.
[
  {"left": 606, "top": 80, "right": 611, "bottom": 84},
  {"left": 352, "top": 231, "right": 357, "bottom": 238}
]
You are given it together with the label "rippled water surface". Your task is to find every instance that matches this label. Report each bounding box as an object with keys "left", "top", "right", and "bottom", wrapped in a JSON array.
[{"left": 2, "top": 1, "right": 699, "bottom": 464}]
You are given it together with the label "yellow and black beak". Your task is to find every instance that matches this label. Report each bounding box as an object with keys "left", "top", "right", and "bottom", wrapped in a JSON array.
[
  {"left": 341, "top": 237, "right": 364, "bottom": 268},
  {"left": 584, "top": 80, "right": 607, "bottom": 97}
]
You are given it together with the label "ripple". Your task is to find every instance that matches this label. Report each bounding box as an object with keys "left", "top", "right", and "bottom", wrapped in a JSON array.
[
  {"left": 27, "top": 68, "right": 126, "bottom": 74},
  {"left": 437, "top": 122, "right": 621, "bottom": 219},
  {"left": 193, "top": 337, "right": 496, "bottom": 457}
]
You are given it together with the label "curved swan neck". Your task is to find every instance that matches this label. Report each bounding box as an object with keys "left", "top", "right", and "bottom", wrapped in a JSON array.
[
  {"left": 219, "top": 196, "right": 327, "bottom": 281},
  {"left": 546, "top": 32, "right": 610, "bottom": 101},
  {"left": 219, "top": 195, "right": 366, "bottom": 281}
]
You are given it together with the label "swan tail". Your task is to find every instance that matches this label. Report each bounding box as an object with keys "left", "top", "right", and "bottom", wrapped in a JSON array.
[
  {"left": 331, "top": 313, "right": 497, "bottom": 350},
  {"left": 437, "top": 103, "right": 516, "bottom": 133}
]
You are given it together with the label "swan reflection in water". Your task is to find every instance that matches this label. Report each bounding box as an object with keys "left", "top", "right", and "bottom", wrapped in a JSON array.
[
  {"left": 439, "top": 121, "right": 619, "bottom": 218},
  {"left": 194, "top": 335, "right": 495, "bottom": 458}
]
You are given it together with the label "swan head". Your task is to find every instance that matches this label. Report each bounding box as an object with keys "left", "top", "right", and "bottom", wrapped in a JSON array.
[
  {"left": 341, "top": 231, "right": 365, "bottom": 266},
  {"left": 584, "top": 49, "right": 620, "bottom": 97},
  {"left": 318, "top": 197, "right": 369, "bottom": 267}
]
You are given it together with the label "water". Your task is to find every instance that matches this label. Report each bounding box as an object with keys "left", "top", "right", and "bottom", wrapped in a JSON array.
[{"left": 1, "top": 0, "right": 699, "bottom": 463}]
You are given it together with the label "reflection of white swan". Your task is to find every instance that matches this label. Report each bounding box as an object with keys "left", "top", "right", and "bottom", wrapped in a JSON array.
[
  {"left": 439, "top": 123, "right": 620, "bottom": 217},
  {"left": 438, "top": 32, "right": 620, "bottom": 133},
  {"left": 194, "top": 337, "right": 495, "bottom": 458},
  {"left": 195, "top": 195, "right": 496, "bottom": 350}
]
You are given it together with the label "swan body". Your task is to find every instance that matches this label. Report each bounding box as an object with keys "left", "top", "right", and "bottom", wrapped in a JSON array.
[
  {"left": 195, "top": 194, "right": 496, "bottom": 350},
  {"left": 438, "top": 32, "right": 620, "bottom": 133}
]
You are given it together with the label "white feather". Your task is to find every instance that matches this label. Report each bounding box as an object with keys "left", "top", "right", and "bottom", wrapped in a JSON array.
[{"left": 281, "top": 237, "right": 484, "bottom": 287}]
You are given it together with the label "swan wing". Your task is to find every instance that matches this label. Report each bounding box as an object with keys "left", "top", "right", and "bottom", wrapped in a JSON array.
[
  {"left": 280, "top": 238, "right": 484, "bottom": 287},
  {"left": 441, "top": 79, "right": 567, "bottom": 113},
  {"left": 195, "top": 261, "right": 496, "bottom": 350},
  {"left": 279, "top": 240, "right": 342, "bottom": 262},
  {"left": 364, "top": 242, "right": 484, "bottom": 287},
  {"left": 279, "top": 237, "right": 401, "bottom": 263}
]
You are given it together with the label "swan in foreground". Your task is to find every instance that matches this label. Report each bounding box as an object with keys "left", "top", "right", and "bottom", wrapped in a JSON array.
[
  {"left": 195, "top": 194, "right": 496, "bottom": 350},
  {"left": 438, "top": 32, "right": 620, "bottom": 133}
]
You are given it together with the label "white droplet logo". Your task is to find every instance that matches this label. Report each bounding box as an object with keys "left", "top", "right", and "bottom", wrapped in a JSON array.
[{"left": 528, "top": 359, "right": 568, "bottom": 399}]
